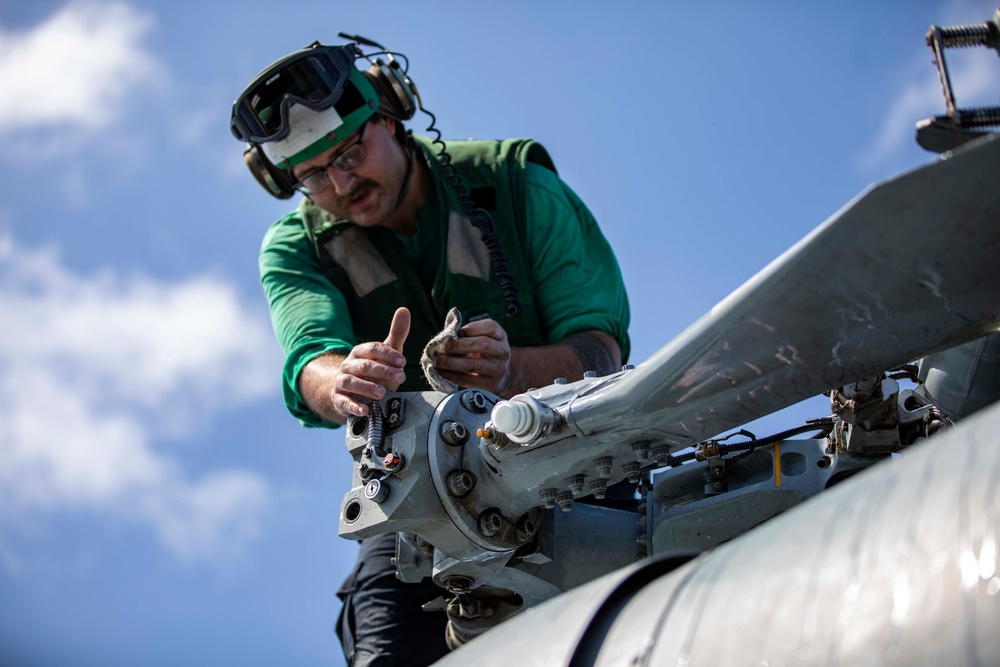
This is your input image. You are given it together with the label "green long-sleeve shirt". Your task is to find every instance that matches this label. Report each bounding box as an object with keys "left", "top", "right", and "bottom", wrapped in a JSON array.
[{"left": 260, "top": 151, "right": 630, "bottom": 428}]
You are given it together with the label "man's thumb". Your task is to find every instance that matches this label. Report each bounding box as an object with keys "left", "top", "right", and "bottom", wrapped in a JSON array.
[{"left": 384, "top": 307, "right": 411, "bottom": 353}]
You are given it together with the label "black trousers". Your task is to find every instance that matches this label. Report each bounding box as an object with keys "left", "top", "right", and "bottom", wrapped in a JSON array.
[{"left": 337, "top": 532, "right": 450, "bottom": 667}]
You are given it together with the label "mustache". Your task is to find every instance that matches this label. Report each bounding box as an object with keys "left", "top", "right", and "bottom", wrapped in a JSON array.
[{"left": 343, "top": 180, "right": 376, "bottom": 203}]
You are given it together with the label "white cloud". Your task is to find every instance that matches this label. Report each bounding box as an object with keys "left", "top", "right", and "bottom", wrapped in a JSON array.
[
  {"left": 143, "top": 471, "right": 271, "bottom": 562},
  {"left": 857, "top": 0, "right": 1000, "bottom": 169},
  {"left": 0, "top": 1, "right": 162, "bottom": 132},
  {"left": 0, "top": 2, "right": 244, "bottom": 200},
  {"left": 0, "top": 233, "right": 282, "bottom": 564}
]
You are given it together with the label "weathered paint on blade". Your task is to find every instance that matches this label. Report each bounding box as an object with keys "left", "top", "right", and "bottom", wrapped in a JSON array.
[{"left": 564, "top": 134, "right": 1000, "bottom": 444}]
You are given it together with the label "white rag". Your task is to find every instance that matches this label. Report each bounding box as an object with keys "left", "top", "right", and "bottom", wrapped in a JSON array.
[{"left": 420, "top": 307, "right": 463, "bottom": 393}]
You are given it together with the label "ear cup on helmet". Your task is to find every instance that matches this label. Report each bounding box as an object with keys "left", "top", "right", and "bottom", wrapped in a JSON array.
[
  {"left": 244, "top": 144, "right": 296, "bottom": 199},
  {"left": 364, "top": 60, "right": 418, "bottom": 121}
]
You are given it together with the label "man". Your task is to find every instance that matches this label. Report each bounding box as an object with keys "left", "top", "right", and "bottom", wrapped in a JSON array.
[{"left": 231, "top": 39, "right": 630, "bottom": 666}]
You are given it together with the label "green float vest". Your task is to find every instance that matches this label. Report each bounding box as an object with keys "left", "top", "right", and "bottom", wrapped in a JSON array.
[{"left": 299, "top": 136, "right": 557, "bottom": 391}]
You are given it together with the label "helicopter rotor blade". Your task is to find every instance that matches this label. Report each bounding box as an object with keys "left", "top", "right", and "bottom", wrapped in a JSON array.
[{"left": 559, "top": 134, "right": 1000, "bottom": 445}]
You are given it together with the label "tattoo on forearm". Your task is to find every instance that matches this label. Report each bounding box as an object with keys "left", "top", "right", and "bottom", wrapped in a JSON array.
[{"left": 563, "top": 332, "right": 617, "bottom": 377}]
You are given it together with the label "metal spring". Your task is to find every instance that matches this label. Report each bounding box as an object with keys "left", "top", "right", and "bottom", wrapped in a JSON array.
[
  {"left": 956, "top": 106, "right": 1000, "bottom": 128},
  {"left": 937, "top": 23, "right": 991, "bottom": 48},
  {"left": 367, "top": 399, "right": 386, "bottom": 456}
]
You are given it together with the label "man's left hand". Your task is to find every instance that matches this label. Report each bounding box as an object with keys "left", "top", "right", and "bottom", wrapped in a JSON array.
[{"left": 434, "top": 318, "right": 512, "bottom": 395}]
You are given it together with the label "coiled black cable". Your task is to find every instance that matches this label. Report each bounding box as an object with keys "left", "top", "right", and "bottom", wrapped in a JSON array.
[
  {"left": 343, "top": 35, "right": 523, "bottom": 318},
  {"left": 420, "top": 108, "right": 522, "bottom": 318},
  {"left": 367, "top": 399, "right": 386, "bottom": 457}
]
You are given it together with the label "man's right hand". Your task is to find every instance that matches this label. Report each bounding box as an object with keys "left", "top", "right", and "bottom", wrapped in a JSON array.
[{"left": 299, "top": 307, "right": 411, "bottom": 423}]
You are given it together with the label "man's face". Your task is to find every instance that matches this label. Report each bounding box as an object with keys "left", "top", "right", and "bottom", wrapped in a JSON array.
[{"left": 290, "top": 115, "right": 407, "bottom": 228}]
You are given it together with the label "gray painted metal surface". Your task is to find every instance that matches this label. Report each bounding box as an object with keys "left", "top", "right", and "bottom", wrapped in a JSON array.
[
  {"left": 649, "top": 438, "right": 836, "bottom": 555},
  {"left": 436, "top": 398, "right": 1000, "bottom": 667}
]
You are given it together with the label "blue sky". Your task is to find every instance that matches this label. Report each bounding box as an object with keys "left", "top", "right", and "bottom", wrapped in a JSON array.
[{"left": 0, "top": 1, "right": 997, "bottom": 665}]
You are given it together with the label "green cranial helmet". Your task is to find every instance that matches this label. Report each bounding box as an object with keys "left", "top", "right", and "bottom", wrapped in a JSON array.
[{"left": 230, "top": 42, "right": 381, "bottom": 169}]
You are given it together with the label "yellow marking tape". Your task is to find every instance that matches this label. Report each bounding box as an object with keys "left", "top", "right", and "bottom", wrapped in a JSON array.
[{"left": 774, "top": 442, "right": 782, "bottom": 487}]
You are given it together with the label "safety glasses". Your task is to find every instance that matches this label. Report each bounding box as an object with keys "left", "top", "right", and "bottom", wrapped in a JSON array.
[
  {"left": 293, "top": 117, "right": 372, "bottom": 194},
  {"left": 230, "top": 44, "right": 357, "bottom": 144}
]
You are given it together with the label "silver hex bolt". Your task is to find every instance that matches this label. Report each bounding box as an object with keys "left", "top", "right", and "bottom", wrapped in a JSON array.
[
  {"left": 556, "top": 491, "right": 574, "bottom": 512},
  {"left": 623, "top": 462, "right": 641, "bottom": 484},
  {"left": 583, "top": 370, "right": 598, "bottom": 378},
  {"left": 589, "top": 479, "right": 608, "bottom": 499},
  {"left": 651, "top": 446, "right": 670, "bottom": 464},
  {"left": 440, "top": 420, "right": 468, "bottom": 446},
  {"left": 566, "top": 475, "right": 586, "bottom": 497},
  {"left": 540, "top": 488, "right": 557, "bottom": 509},
  {"left": 632, "top": 441, "right": 650, "bottom": 462},
  {"left": 447, "top": 470, "right": 476, "bottom": 498},
  {"left": 516, "top": 517, "right": 537, "bottom": 542},
  {"left": 444, "top": 576, "right": 472, "bottom": 595},
  {"left": 478, "top": 509, "right": 503, "bottom": 537},
  {"left": 594, "top": 457, "right": 613, "bottom": 479},
  {"left": 461, "top": 390, "right": 489, "bottom": 413}
]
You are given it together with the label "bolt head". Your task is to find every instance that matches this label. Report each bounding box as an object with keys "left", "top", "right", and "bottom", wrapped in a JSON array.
[
  {"left": 364, "top": 478, "right": 388, "bottom": 503},
  {"left": 444, "top": 576, "right": 472, "bottom": 594},
  {"left": 478, "top": 510, "right": 503, "bottom": 537},
  {"left": 556, "top": 492, "right": 574, "bottom": 512},
  {"left": 462, "top": 390, "right": 489, "bottom": 413},
  {"left": 440, "top": 420, "right": 468, "bottom": 446},
  {"left": 447, "top": 471, "right": 475, "bottom": 497}
]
